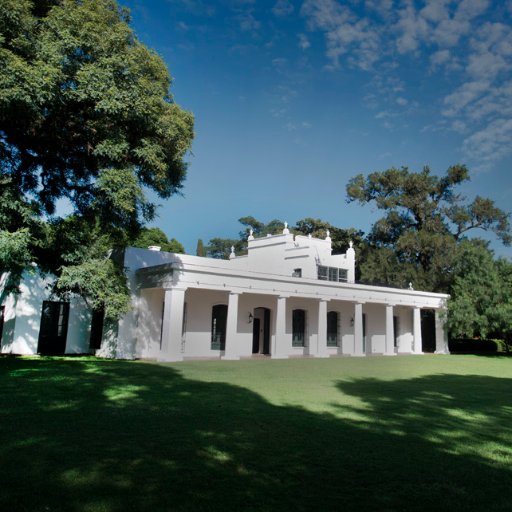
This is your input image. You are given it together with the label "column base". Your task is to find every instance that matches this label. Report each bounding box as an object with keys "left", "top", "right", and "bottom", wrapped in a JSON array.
[
  {"left": 314, "top": 353, "right": 330, "bottom": 358},
  {"left": 221, "top": 355, "right": 240, "bottom": 361},
  {"left": 270, "top": 354, "right": 289, "bottom": 359},
  {"left": 352, "top": 353, "right": 366, "bottom": 357},
  {"left": 383, "top": 352, "right": 397, "bottom": 356}
]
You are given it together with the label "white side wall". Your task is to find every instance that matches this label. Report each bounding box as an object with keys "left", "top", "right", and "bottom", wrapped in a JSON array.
[
  {"left": 135, "top": 288, "right": 165, "bottom": 359},
  {"left": 0, "top": 271, "right": 91, "bottom": 355}
]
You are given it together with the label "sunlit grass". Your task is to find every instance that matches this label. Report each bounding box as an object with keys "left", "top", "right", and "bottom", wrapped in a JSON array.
[{"left": 1, "top": 354, "right": 511, "bottom": 511}]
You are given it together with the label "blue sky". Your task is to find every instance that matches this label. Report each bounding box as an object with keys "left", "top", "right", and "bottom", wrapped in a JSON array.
[{"left": 122, "top": 0, "right": 512, "bottom": 258}]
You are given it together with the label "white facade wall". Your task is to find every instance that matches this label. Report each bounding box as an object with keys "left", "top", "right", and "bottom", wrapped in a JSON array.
[
  {"left": 0, "top": 271, "right": 91, "bottom": 355},
  {"left": 122, "top": 231, "right": 449, "bottom": 361},
  {"left": 0, "top": 227, "right": 450, "bottom": 360}
]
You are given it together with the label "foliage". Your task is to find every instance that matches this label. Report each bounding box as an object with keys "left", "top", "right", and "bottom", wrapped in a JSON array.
[
  {"left": 55, "top": 257, "right": 130, "bottom": 320},
  {"left": 206, "top": 237, "right": 242, "bottom": 259},
  {"left": 206, "top": 216, "right": 361, "bottom": 259},
  {"left": 448, "top": 240, "right": 512, "bottom": 346},
  {"left": 196, "top": 238, "right": 205, "bottom": 257},
  {"left": 132, "top": 227, "right": 185, "bottom": 254},
  {"left": 346, "top": 165, "right": 511, "bottom": 291},
  {"left": 0, "top": 0, "right": 193, "bottom": 315},
  {"left": 0, "top": 228, "right": 32, "bottom": 299},
  {"left": 237, "top": 215, "right": 285, "bottom": 239},
  {"left": 292, "top": 217, "right": 364, "bottom": 255}
]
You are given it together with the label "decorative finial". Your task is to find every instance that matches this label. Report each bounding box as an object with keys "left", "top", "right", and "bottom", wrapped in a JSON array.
[
  {"left": 229, "top": 246, "right": 236, "bottom": 260},
  {"left": 408, "top": 282, "right": 413, "bottom": 290},
  {"left": 325, "top": 229, "right": 331, "bottom": 242},
  {"left": 349, "top": 240, "right": 353, "bottom": 249},
  {"left": 283, "top": 221, "right": 290, "bottom": 235},
  {"left": 308, "top": 233, "right": 312, "bottom": 239},
  {"left": 248, "top": 228, "right": 254, "bottom": 241}
]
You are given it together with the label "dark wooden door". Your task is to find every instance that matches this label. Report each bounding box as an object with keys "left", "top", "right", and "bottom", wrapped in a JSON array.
[
  {"left": 89, "top": 307, "right": 105, "bottom": 350},
  {"left": 252, "top": 318, "right": 260, "bottom": 353},
  {"left": 421, "top": 310, "right": 436, "bottom": 353},
  {"left": 37, "top": 301, "right": 70, "bottom": 355},
  {"left": 263, "top": 309, "right": 271, "bottom": 355},
  {"left": 0, "top": 305, "right": 4, "bottom": 347}
]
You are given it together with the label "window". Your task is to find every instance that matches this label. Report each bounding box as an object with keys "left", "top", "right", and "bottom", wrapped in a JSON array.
[
  {"left": 317, "top": 266, "right": 348, "bottom": 282},
  {"left": 211, "top": 304, "right": 228, "bottom": 350},
  {"left": 317, "top": 266, "right": 328, "bottom": 280},
  {"left": 292, "top": 268, "right": 302, "bottom": 278},
  {"left": 327, "top": 311, "right": 338, "bottom": 347},
  {"left": 292, "top": 309, "right": 306, "bottom": 347}
]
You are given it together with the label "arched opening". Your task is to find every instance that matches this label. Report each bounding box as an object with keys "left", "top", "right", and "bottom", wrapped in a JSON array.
[
  {"left": 421, "top": 309, "right": 436, "bottom": 353},
  {"left": 252, "top": 307, "right": 271, "bottom": 355},
  {"left": 211, "top": 304, "right": 228, "bottom": 350}
]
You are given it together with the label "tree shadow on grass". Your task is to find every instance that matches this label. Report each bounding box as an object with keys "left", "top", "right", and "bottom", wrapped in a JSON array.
[{"left": 0, "top": 358, "right": 511, "bottom": 512}]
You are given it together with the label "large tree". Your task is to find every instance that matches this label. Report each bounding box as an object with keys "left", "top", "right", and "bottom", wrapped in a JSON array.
[
  {"left": 0, "top": 0, "right": 194, "bottom": 316},
  {"left": 448, "top": 240, "right": 512, "bottom": 349},
  {"left": 131, "top": 227, "right": 185, "bottom": 254},
  {"left": 346, "top": 165, "right": 510, "bottom": 291}
]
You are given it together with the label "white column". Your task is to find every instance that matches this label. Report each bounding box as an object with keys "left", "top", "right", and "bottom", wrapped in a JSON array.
[
  {"left": 384, "top": 305, "right": 396, "bottom": 356},
  {"left": 316, "top": 299, "right": 329, "bottom": 358},
  {"left": 412, "top": 307, "right": 423, "bottom": 354},
  {"left": 353, "top": 302, "right": 365, "bottom": 357},
  {"left": 223, "top": 292, "right": 240, "bottom": 360},
  {"left": 435, "top": 309, "right": 450, "bottom": 354},
  {"left": 272, "top": 295, "right": 288, "bottom": 359},
  {"left": 159, "top": 288, "right": 185, "bottom": 362}
]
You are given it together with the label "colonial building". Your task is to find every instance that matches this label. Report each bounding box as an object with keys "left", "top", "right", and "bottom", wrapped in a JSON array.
[{"left": 0, "top": 226, "right": 450, "bottom": 359}]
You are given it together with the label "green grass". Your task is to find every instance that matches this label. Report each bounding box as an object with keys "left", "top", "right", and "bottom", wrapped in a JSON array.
[{"left": 1, "top": 355, "right": 512, "bottom": 511}]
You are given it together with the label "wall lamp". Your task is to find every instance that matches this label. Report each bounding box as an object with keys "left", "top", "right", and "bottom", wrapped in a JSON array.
[{"left": 248, "top": 313, "right": 253, "bottom": 324}]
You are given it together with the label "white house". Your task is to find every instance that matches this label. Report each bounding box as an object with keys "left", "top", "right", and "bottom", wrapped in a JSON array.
[{"left": 0, "top": 226, "right": 450, "bottom": 359}]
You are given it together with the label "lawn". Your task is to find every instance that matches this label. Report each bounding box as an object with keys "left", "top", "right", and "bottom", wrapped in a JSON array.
[{"left": 1, "top": 355, "right": 511, "bottom": 512}]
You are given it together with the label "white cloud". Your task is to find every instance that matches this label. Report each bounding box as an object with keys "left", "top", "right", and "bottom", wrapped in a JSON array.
[
  {"left": 272, "top": 0, "right": 294, "bottom": 17},
  {"left": 236, "top": 11, "right": 261, "bottom": 32},
  {"left": 429, "top": 48, "right": 451, "bottom": 69},
  {"left": 462, "top": 118, "right": 512, "bottom": 168},
  {"left": 395, "top": 3, "right": 430, "bottom": 54},
  {"left": 301, "top": 0, "right": 381, "bottom": 70},
  {"left": 272, "top": 57, "right": 288, "bottom": 67},
  {"left": 451, "top": 120, "right": 466, "bottom": 133},
  {"left": 365, "top": 0, "right": 394, "bottom": 19},
  {"left": 299, "top": 0, "right": 511, "bottom": 169},
  {"left": 442, "top": 80, "right": 491, "bottom": 117},
  {"left": 298, "top": 33, "right": 311, "bottom": 50},
  {"left": 456, "top": 0, "right": 490, "bottom": 21},
  {"left": 420, "top": 0, "right": 449, "bottom": 23}
]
